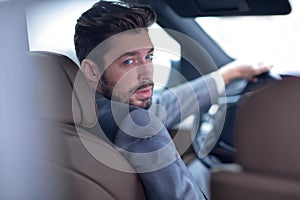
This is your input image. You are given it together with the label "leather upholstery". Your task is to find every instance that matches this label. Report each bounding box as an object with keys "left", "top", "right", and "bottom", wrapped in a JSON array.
[
  {"left": 20, "top": 51, "right": 146, "bottom": 199},
  {"left": 27, "top": 51, "right": 97, "bottom": 127},
  {"left": 235, "top": 77, "right": 300, "bottom": 178},
  {"left": 211, "top": 77, "right": 300, "bottom": 200}
]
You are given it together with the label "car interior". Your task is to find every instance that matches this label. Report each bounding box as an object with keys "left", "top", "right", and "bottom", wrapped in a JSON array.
[
  {"left": 1, "top": 0, "right": 300, "bottom": 199},
  {"left": 211, "top": 76, "right": 300, "bottom": 200}
]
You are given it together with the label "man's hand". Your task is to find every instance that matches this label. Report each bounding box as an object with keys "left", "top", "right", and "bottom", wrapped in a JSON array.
[{"left": 219, "top": 60, "right": 273, "bottom": 85}]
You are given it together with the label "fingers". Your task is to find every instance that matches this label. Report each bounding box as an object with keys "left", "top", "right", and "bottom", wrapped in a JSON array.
[
  {"left": 252, "top": 77, "right": 258, "bottom": 83},
  {"left": 255, "top": 62, "right": 273, "bottom": 74},
  {"left": 239, "top": 62, "right": 273, "bottom": 82},
  {"left": 219, "top": 60, "right": 274, "bottom": 85},
  {"left": 245, "top": 62, "right": 273, "bottom": 82},
  {"left": 245, "top": 62, "right": 273, "bottom": 79}
]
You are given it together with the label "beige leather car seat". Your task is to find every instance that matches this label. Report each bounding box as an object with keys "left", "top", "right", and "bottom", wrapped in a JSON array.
[{"left": 15, "top": 51, "right": 146, "bottom": 200}]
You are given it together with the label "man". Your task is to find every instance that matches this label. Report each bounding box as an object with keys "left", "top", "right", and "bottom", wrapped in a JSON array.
[{"left": 74, "top": 1, "right": 272, "bottom": 199}]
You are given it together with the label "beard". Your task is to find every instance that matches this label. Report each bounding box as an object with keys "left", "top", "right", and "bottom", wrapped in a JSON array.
[{"left": 100, "top": 73, "right": 153, "bottom": 109}]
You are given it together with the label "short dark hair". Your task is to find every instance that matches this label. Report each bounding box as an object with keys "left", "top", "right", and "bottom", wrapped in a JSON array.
[{"left": 74, "top": 0, "right": 156, "bottom": 64}]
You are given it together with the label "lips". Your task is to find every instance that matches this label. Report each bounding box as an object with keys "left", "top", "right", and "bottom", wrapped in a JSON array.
[{"left": 134, "top": 84, "right": 153, "bottom": 99}]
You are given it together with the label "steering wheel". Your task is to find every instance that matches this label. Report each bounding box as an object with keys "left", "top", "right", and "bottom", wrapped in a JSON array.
[{"left": 192, "top": 70, "right": 281, "bottom": 161}]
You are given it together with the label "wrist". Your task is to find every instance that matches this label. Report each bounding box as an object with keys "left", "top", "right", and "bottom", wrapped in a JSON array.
[
  {"left": 219, "top": 66, "right": 242, "bottom": 85},
  {"left": 219, "top": 69, "right": 232, "bottom": 85}
]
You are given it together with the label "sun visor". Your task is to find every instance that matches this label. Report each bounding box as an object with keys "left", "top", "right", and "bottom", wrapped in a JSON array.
[{"left": 163, "top": 0, "right": 291, "bottom": 17}]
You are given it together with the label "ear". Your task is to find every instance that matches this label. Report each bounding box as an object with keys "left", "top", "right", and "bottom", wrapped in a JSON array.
[{"left": 81, "top": 59, "right": 100, "bottom": 82}]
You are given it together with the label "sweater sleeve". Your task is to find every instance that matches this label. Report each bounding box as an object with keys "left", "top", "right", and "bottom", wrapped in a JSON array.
[
  {"left": 151, "top": 73, "right": 221, "bottom": 128},
  {"left": 114, "top": 109, "right": 207, "bottom": 200}
]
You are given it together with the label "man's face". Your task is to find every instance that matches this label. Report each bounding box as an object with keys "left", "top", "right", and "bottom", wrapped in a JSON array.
[{"left": 100, "top": 29, "right": 154, "bottom": 109}]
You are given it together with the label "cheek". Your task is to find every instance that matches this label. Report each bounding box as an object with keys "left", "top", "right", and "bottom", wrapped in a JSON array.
[
  {"left": 104, "top": 63, "right": 143, "bottom": 91},
  {"left": 103, "top": 67, "right": 124, "bottom": 87},
  {"left": 112, "top": 70, "right": 139, "bottom": 91},
  {"left": 150, "top": 66, "right": 154, "bottom": 78}
]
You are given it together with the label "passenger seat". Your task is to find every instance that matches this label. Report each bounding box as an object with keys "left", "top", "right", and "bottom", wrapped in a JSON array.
[{"left": 210, "top": 77, "right": 300, "bottom": 200}]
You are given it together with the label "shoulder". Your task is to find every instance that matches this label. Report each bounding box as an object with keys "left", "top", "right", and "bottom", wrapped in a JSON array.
[{"left": 118, "top": 108, "right": 165, "bottom": 139}]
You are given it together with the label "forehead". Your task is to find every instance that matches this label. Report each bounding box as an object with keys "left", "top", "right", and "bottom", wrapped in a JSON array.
[{"left": 104, "top": 29, "right": 154, "bottom": 65}]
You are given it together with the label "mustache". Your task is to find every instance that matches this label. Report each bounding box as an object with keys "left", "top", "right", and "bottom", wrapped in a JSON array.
[{"left": 131, "top": 80, "right": 154, "bottom": 92}]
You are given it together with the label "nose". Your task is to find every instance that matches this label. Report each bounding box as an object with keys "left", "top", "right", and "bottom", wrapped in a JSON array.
[{"left": 137, "top": 62, "right": 153, "bottom": 81}]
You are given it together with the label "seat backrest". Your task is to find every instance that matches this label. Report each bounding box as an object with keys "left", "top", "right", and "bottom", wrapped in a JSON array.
[
  {"left": 210, "top": 77, "right": 300, "bottom": 200},
  {"left": 10, "top": 51, "right": 146, "bottom": 200}
]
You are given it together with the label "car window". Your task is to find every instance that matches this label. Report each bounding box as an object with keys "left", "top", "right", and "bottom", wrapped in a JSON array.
[
  {"left": 26, "top": 0, "right": 97, "bottom": 64},
  {"left": 26, "top": 0, "right": 179, "bottom": 91},
  {"left": 195, "top": 0, "right": 300, "bottom": 74}
]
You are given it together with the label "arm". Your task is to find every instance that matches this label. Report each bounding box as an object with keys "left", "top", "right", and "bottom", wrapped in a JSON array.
[
  {"left": 114, "top": 109, "right": 206, "bottom": 200},
  {"left": 152, "top": 60, "right": 272, "bottom": 128},
  {"left": 152, "top": 74, "right": 219, "bottom": 128}
]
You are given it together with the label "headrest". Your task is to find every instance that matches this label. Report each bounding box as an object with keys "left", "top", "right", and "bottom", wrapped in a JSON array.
[
  {"left": 235, "top": 77, "right": 300, "bottom": 179},
  {"left": 27, "top": 51, "right": 97, "bottom": 128}
]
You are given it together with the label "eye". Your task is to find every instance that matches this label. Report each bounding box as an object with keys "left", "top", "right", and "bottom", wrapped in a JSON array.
[
  {"left": 145, "top": 53, "right": 154, "bottom": 61},
  {"left": 123, "top": 59, "right": 134, "bottom": 65}
]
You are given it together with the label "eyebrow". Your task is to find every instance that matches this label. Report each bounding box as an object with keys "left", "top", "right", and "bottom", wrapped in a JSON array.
[{"left": 119, "top": 47, "right": 154, "bottom": 59}]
